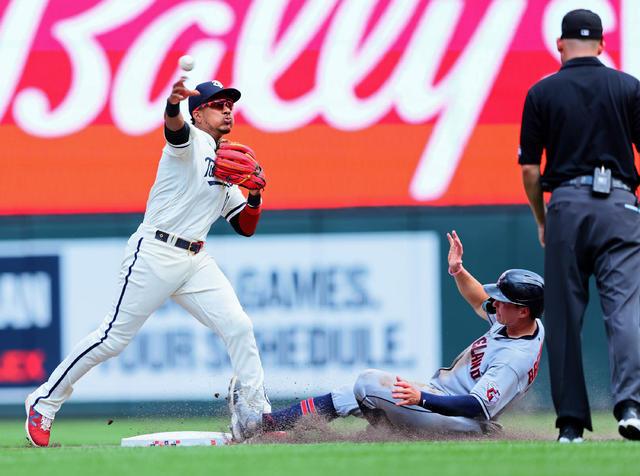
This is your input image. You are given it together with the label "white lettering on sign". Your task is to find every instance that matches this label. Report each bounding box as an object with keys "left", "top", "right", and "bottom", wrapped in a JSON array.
[
  {"left": 237, "top": 0, "right": 526, "bottom": 199},
  {"left": 0, "top": 272, "right": 52, "bottom": 329},
  {"left": 1, "top": 0, "right": 636, "bottom": 200},
  {"left": 0, "top": 0, "right": 48, "bottom": 123},
  {"left": 404, "top": 0, "right": 527, "bottom": 199},
  {"left": 111, "top": 1, "right": 235, "bottom": 135},
  {"left": 235, "top": 0, "right": 338, "bottom": 130},
  {"left": 12, "top": 0, "right": 154, "bottom": 137},
  {"left": 234, "top": 266, "right": 377, "bottom": 310}
]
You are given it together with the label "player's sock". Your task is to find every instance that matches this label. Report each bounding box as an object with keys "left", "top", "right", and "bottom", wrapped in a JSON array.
[{"left": 262, "top": 394, "right": 338, "bottom": 432}]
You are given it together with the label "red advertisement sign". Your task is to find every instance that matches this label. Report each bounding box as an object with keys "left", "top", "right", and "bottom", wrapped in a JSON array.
[{"left": 0, "top": 0, "right": 637, "bottom": 214}]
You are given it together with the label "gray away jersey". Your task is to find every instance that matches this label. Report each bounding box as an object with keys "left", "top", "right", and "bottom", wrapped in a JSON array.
[{"left": 431, "top": 304, "right": 544, "bottom": 420}]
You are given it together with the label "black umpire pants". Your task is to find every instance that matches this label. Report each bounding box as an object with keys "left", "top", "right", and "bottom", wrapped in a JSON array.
[{"left": 545, "top": 185, "right": 640, "bottom": 431}]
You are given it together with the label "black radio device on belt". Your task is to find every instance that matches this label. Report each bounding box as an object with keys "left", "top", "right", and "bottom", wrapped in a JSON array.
[{"left": 592, "top": 166, "right": 612, "bottom": 196}]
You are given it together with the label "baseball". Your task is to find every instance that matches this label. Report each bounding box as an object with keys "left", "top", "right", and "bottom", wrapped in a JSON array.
[{"left": 178, "top": 55, "right": 194, "bottom": 71}]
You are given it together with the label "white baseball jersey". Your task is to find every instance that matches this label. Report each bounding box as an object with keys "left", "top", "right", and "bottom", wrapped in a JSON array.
[
  {"left": 430, "top": 306, "right": 545, "bottom": 420},
  {"left": 143, "top": 125, "right": 247, "bottom": 241},
  {"left": 30, "top": 122, "right": 271, "bottom": 420}
]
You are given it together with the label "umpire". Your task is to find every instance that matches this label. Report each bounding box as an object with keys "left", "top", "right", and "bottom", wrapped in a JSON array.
[{"left": 519, "top": 9, "right": 640, "bottom": 442}]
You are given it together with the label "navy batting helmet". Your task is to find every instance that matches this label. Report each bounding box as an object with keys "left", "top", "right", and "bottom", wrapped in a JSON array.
[{"left": 483, "top": 269, "right": 544, "bottom": 319}]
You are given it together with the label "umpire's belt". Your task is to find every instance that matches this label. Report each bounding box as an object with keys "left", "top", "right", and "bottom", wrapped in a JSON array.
[
  {"left": 557, "top": 175, "right": 632, "bottom": 192},
  {"left": 155, "top": 230, "right": 203, "bottom": 254}
]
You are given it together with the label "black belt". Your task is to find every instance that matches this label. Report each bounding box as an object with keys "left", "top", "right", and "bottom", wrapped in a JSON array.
[
  {"left": 155, "top": 230, "right": 203, "bottom": 254},
  {"left": 556, "top": 175, "right": 632, "bottom": 192}
]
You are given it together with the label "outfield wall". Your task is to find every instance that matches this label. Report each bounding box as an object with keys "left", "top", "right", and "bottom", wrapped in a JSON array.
[
  {"left": 0, "top": 207, "right": 614, "bottom": 415},
  {"left": 1, "top": 1, "right": 631, "bottom": 419}
]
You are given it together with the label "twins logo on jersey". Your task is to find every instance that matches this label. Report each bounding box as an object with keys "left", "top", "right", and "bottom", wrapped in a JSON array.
[
  {"left": 204, "top": 157, "right": 231, "bottom": 187},
  {"left": 205, "top": 157, "right": 216, "bottom": 177}
]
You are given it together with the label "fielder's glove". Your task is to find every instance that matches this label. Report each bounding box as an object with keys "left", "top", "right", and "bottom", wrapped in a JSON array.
[{"left": 214, "top": 140, "right": 266, "bottom": 190}]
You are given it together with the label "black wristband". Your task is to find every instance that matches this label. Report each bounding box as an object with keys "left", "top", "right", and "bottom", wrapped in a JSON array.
[
  {"left": 165, "top": 100, "right": 180, "bottom": 118},
  {"left": 247, "top": 192, "right": 262, "bottom": 208}
]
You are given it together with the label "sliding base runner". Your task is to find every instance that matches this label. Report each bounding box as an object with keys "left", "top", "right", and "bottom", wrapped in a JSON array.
[{"left": 121, "top": 431, "right": 232, "bottom": 447}]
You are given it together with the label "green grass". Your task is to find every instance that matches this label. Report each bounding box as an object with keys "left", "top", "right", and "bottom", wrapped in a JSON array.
[{"left": 2, "top": 413, "right": 639, "bottom": 476}]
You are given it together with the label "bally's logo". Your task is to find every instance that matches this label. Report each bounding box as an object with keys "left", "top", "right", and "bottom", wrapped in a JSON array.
[{"left": 0, "top": 256, "right": 60, "bottom": 387}]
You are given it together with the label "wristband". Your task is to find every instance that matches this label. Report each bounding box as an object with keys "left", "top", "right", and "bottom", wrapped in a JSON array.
[
  {"left": 247, "top": 192, "right": 262, "bottom": 208},
  {"left": 448, "top": 265, "right": 463, "bottom": 276},
  {"left": 165, "top": 100, "right": 180, "bottom": 118}
]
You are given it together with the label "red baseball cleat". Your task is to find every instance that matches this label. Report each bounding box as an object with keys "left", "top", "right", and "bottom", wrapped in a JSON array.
[{"left": 25, "top": 400, "right": 53, "bottom": 447}]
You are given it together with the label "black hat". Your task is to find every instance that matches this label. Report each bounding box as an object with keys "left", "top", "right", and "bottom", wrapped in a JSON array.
[
  {"left": 188, "top": 80, "right": 241, "bottom": 116},
  {"left": 483, "top": 269, "right": 545, "bottom": 319},
  {"left": 561, "top": 9, "right": 603, "bottom": 40}
]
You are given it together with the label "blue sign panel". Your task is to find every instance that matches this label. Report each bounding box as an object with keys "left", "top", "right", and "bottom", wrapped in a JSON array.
[{"left": 0, "top": 256, "right": 60, "bottom": 387}]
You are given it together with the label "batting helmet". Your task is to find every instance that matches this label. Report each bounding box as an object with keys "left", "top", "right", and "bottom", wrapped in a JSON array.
[{"left": 483, "top": 269, "right": 544, "bottom": 319}]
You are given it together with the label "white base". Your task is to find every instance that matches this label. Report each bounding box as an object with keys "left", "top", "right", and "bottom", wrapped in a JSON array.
[{"left": 121, "top": 431, "right": 233, "bottom": 447}]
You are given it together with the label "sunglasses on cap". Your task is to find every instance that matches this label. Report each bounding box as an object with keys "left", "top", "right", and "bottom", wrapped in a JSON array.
[{"left": 193, "top": 98, "right": 234, "bottom": 113}]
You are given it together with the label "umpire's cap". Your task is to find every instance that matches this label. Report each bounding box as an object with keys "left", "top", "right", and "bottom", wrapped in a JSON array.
[
  {"left": 483, "top": 269, "right": 544, "bottom": 319},
  {"left": 188, "top": 80, "right": 241, "bottom": 117},
  {"left": 560, "top": 9, "right": 603, "bottom": 40}
]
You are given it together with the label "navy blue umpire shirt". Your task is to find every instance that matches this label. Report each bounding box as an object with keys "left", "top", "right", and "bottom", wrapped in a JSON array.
[{"left": 518, "top": 56, "right": 640, "bottom": 192}]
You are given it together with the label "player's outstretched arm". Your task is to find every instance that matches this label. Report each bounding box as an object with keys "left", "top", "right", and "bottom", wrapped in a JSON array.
[
  {"left": 447, "top": 230, "right": 490, "bottom": 320},
  {"left": 165, "top": 76, "right": 199, "bottom": 131}
]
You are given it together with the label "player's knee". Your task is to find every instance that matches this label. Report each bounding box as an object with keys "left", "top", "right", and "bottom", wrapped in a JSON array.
[
  {"left": 353, "top": 369, "right": 385, "bottom": 403},
  {"left": 94, "top": 326, "right": 134, "bottom": 358},
  {"left": 224, "top": 310, "right": 254, "bottom": 339},
  {"left": 99, "top": 335, "right": 128, "bottom": 357},
  {"left": 353, "top": 370, "right": 395, "bottom": 427}
]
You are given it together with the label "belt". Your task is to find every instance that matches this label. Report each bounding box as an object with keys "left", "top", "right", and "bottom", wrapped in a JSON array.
[
  {"left": 557, "top": 175, "right": 632, "bottom": 192},
  {"left": 155, "top": 230, "right": 203, "bottom": 254}
]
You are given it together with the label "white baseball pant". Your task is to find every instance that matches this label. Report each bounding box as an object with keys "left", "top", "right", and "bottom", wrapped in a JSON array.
[{"left": 29, "top": 224, "right": 270, "bottom": 418}]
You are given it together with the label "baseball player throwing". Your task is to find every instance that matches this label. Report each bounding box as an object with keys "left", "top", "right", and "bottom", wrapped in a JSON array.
[
  {"left": 25, "top": 77, "right": 271, "bottom": 447},
  {"left": 228, "top": 231, "right": 545, "bottom": 441}
]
